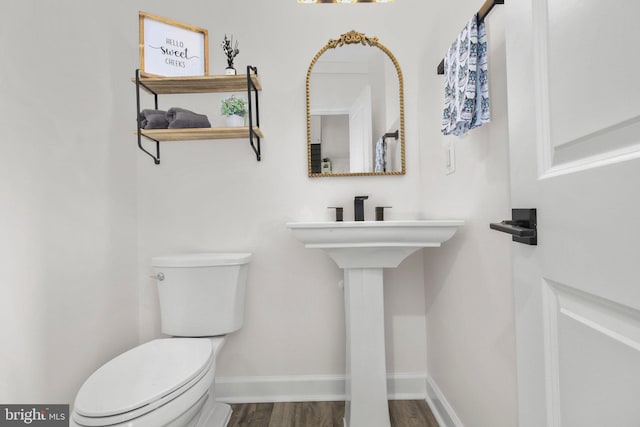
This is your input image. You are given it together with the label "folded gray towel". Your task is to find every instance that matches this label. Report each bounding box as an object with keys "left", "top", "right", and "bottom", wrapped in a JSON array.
[
  {"left": 139, "top": 109, "right": 168, "bottom": 129},
  {"left": 166, "top": 107, "right": 211, "bottom": 129}
]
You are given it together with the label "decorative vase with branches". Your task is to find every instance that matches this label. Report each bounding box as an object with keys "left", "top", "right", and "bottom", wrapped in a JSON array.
[{"left": 222, "top": 34, "right": 239, "bottom": 75}]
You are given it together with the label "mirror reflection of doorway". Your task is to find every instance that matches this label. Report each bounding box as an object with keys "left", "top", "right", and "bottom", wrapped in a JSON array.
[
  {"left": 348, "top": 86, "right": 373, "bottom": 173},
  {"left": 310, "top": 86, "right": 372, "bottom": 174},
  {"left": 310, "top": 114, "right": 350, "bottom": 174}
]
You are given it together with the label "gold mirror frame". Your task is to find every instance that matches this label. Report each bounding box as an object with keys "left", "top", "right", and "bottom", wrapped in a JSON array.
[{"left": 306, "top": 30, "right": 406, "bottom": 177}]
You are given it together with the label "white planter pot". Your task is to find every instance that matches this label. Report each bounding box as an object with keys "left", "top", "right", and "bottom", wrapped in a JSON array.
[{"left": 224, "top": 115, "right": 245, "bottom": 127}]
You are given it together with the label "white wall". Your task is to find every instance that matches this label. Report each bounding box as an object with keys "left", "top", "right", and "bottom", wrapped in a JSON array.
[
  {"left": 418, "top": 6, "right": 518, "bottom": 427},
  {"left": 134, "top": 0, "right": 430, "bottom": 383},
  {"left": 0, "top": 2, "right": 518, "bottom": 425},
  {"left": 0, "top": 2, "right": 139, "bottom": 403}
]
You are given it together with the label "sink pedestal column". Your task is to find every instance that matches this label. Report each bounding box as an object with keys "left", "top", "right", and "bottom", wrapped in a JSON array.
[
  {"left": 286, "top": 221, "right": 465, "bottom": 427},
  {"left": 343, "top": 268, "right": 391, "bottom": 427}
]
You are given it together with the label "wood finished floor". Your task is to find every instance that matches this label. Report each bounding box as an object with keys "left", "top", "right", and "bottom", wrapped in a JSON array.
[{"left": 229, "top": 400, "right": 439, "bottom": 427}]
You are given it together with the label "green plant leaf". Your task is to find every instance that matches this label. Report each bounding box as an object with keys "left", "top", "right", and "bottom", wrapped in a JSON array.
[{"left": 221, "top": 95, "right": 247, "bottom": 117}]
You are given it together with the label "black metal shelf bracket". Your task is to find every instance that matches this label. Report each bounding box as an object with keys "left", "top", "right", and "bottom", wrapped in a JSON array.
[
  {"left": 135, "top": 69, "right": 161, "bottom": 164},
  {"left": 247, "top": 65, "right": 261, "bottom": 161},
  {"left": 490, "top": 208, "right": 537, "bottom": 245}
]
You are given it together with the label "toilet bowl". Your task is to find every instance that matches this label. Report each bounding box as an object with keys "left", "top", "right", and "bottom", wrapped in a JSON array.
[{"left": 70, "top": 253, "right": 251, "bottom": 427}]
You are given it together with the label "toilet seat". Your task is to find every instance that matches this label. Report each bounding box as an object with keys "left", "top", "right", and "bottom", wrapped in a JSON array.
[{"left": 73, "top": 338, "right": 223, "bottom": 427}]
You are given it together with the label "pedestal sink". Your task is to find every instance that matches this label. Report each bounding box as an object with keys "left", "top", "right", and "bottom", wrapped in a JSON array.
[{"left": 286, "top": 220, "right": 464, "bottom": 427}]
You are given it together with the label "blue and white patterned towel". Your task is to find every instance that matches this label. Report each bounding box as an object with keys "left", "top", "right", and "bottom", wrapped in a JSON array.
[
  {"left": 375, "top": 138, "right": 387, "bottom": 172},
  {"left": 441, "top": 14, "right": 490, "bottom": 136}
]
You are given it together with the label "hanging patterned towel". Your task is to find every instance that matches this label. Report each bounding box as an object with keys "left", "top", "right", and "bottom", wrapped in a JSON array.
[
  {"left": 375, "top": 137, "right": 387, "bottom": 172},
  {"left": 441, "top": 14, "right": 490, "bottom": 136}
]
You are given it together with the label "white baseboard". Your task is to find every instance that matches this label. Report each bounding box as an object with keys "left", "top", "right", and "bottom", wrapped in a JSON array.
[
  {"left": 215, "top": 372, "right": 427, "bottom": 404},
  {"left": 425, "top": 376, "right": 464, "bottom": 427}
]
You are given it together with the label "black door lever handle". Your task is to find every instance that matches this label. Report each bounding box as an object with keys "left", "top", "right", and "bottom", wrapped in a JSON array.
[
  {"left": 490, "top": 221, "right": 536, "bottom": 237},
  {"left": 490, "top": 208, "right": 537, "bottom": 245}
]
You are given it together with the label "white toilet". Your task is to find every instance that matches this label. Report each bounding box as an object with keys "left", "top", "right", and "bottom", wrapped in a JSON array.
[{"left": 70, "top": 252, "right": 251, "bottom": 427}]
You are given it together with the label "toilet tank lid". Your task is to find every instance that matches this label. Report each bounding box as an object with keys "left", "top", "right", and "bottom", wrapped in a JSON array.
[{"left": 152, "top": 252, "right": 252, "bottom": 267}]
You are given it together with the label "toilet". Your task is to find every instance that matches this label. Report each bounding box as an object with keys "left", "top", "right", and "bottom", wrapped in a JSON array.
[{"left": 70, "top": 252, "right": 251, "bottom": 427}]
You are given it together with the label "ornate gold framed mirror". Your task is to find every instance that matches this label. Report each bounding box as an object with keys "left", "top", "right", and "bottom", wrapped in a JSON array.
[{"left": 306, "top": 30, "right": 405, "bottom": 177}]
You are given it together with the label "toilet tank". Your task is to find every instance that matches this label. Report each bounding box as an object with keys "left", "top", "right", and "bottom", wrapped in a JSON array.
[{"left": 151, "top": 253, "right": 251, "bottom": 337}]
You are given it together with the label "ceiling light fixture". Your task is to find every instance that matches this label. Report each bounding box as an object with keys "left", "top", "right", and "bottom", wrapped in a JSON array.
[{"left": 298, "top": 0, "right": 395, "bottom": 3}]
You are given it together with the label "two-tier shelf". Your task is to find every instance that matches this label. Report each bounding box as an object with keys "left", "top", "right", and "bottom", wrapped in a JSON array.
[{"left": 134, "top": 65, "right": 262, "bottom": 164}]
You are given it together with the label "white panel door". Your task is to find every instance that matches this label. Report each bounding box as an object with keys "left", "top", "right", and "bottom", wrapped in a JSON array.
[
  {"left": 504, "top": 1, "right": 640, "bottom": 426},
  {"left": 349, "top": 85, "right": 373, "bottom": 173}
]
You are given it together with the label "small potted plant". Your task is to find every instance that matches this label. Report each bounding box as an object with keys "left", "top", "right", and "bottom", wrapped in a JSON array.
[{"left": 221, "top": 95, "right": 247, "bottom": 127}]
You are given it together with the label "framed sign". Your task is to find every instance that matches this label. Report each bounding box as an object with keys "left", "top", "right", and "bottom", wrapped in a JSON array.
[{"left": 139, "top": 11, "right": 209, "bottom": 77}]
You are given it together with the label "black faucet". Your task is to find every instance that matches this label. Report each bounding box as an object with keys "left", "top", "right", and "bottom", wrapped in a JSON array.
[{"left": 354, "top": 196, "right": 369, "bottom": 221}]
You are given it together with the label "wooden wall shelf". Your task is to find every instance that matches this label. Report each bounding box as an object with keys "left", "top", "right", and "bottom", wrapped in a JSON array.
[
  {"left": 138, "top": 126, "right": 264, "bottom": 142},
  {"left": 134, "top": 66, "right": 263, "bottom": 164},
  {"left": 134, "top": 73, "right": 262, "bottom": 94}
]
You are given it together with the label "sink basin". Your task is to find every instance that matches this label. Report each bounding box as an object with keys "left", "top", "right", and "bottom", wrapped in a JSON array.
[
  {"left": 287, "top": 219, "right": 463, "bottom": 427},
  {"left": 286, "top": 220, "right": 464, "bottom": 268}
]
